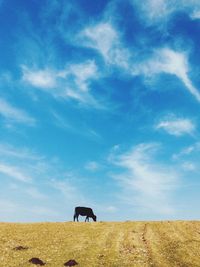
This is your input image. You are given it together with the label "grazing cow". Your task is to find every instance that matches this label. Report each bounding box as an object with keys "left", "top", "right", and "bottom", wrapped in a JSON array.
[{"left": 74, "top": 206, "right": 97, "bottom": 222}]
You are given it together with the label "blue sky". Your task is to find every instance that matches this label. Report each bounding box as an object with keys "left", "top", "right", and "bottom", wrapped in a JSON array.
[{"left": 1, "top": 0, "right": 200, "bottom": 222}]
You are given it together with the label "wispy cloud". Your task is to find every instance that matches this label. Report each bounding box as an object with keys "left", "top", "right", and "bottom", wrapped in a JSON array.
[
  {"left": 51, "top": 111, "right": 73, "bottom": 131},
  {"left": 133, "top": 0, "right": 200, "bottom": 25},
  {"left": 181, "top": 161, "right": 197, "bottom": 171},
  {"left": 133, "top": 0, "right": 170, "bottom": 25},
  {"left": 0, "top": 142, "right": 89, "bottom": 221},
  {"left": 0, "top": 98, "right": 36, "bottom": 126},
  {"left": 0, "top": 163, "right": 32, "bottom": 182},
  {"left": 22, "top": 60, "right": 100, "bottom": 107},
  {"left": 134, "top": 48, "right": 200, "bottom": 102},
  {"left": 79, "top": 22, "right": 130, "bottom": 69},
  {"left": 51, "top": 110, "right": 102, "bottom": 141},
  {"left": 190, "top": 9, "right": 200, "bottom": 20},
  {"left": 67, "top": 61, "right": 98, "bottom": 92},
  {"left": 110, "top": 143, "right": 179, "bottom": 215},
  {"left": 171, "top": 142, "right": 200, "bottom": 174},
  {"left": 22, "top": 66, "right": 56, "bottom": 89},
  {"left": 172, "top": 142, "right": 200, "bottom": 160},
  {"left": 0, "top": 143, "right": 44, "bottom": 161},
  {"left": 156, "top": 115, "right": 195, "bottom": 136}
]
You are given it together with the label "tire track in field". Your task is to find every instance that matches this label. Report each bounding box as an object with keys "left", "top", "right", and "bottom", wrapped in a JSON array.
[{"left": 141, "top": 223, "right": 154, "bottom": 266}]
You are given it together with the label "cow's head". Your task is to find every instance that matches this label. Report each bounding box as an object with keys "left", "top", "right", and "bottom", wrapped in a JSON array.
[{"left": 93, "top": 215, "right": 97, "bottom": 222}]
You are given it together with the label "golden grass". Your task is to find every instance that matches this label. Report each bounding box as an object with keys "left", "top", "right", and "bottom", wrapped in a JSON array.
[{"left": 0, "top": 221, "right": 200, "bottom": 266}]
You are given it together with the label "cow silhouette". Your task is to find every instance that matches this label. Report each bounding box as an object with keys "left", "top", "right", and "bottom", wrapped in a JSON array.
[{"left": 73, "top": 206, "right": 97, "bottom": 222}]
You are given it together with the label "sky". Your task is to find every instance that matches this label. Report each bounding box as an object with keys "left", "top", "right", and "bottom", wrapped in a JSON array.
[{"left": 1, "top": 0, "right": 200, "bottom": 222}]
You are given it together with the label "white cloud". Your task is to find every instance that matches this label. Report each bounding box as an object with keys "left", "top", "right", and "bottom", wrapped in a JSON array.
[
  {"left": 68, "top": 61, "right": 97, "bottom": 92},
  {"left": 133, "top": 0, "right": 200, "bottom": 25},
  {"left": 82, "top": 22, "right": 116, "bottom": 59},
  {"left": 134, "top": 0, "right": 170, "bottom": 24},
  {"left": 0, "top": 143, "right": 43, "bottom": 161},
  {"left": 134, "top": 48, "right": 200, "bottom": 102},
  {"left": 22, "top": 60, "right": 99, "bottom": 106},
  {"left": 110, "top": 143, "right": 179, "bottom": 215},
  {"left": 181, "top": 161, "right": 196, "bottom": 171},
  {"left": 0, "top": 163, "right": 32, "bottom": 182},
  {"left": 79, "top": 22, "right": 130, "bottom": 69},
  {"left": 172, "top": 142, "right": 200, "bottom": 160},
  {"left": 22, "top": 66, "right": 56, "bottom": 89},
  {"left": 0, "top": 98, "right": 36, "bottom": 126},
  {"left": 156, "top": 116, "right": 195, "bottom": 136},
  {"left": 191, "top": 10, "right": 200, "bottom": 19}
]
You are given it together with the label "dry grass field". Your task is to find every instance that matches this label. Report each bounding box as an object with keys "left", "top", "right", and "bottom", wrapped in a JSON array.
[{"left": 0, "top": 221, "right": 200, "bottom": 267}]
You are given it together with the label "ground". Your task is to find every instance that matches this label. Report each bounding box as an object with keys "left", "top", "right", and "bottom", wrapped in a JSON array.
[{"left": 0, "top": 221, "right": 200, "bottom": 266}]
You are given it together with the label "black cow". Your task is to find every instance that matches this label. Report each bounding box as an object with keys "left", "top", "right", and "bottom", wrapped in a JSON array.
[{"left": 73, "top": 206, "right": 97, "bottom": 222}]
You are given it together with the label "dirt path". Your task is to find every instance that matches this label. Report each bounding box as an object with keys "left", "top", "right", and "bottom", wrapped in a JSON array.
[{"left": 141, "top": 223, "right": 155, "bottom": 267}]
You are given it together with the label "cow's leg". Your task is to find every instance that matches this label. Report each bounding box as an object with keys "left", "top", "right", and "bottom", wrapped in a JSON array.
[
  {"left": 77, "top": 215, "right": 79, "bottom": 222},
  {"left": 85, "top": 216, "right": 88, "bottom": 222},
  {"left": 73, "top": 213, "right": 76, "bottom": 222}
]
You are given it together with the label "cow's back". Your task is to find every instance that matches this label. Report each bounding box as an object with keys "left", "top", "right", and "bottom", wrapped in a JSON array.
[{"left": 75, "top": 206, "right": 93, "bottom": 216}]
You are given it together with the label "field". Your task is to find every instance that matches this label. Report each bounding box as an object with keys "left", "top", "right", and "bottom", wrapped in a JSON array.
[{"left": 0, "top": 221, "right": 200, "bottom": 267}]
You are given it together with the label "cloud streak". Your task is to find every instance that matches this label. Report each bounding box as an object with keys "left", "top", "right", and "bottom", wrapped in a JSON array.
[
  {"left": 22, "top": 60, "right": 100, "bottom": 107},
  {"left": 22, "top": 67, "right": 56, "bottom": 89},
  {"left": 133, "top": 0, "right": 200, "bottom": 25},
  {"left": 0, "top": 98, "right": 36, "bottom": 126},
  {"left": 0, "top": 142, "right": 90, "bottom": 221},
  {"left": 79, "top": 22, "right": 130, "bottom": 69},
  {"left": 156, "top": 115, "right": 195, "bottom": 136},
  {"left": 0, "top": 163, "right": 32, "bottom": 183},
  {"left": 110, "top": 143, "right": 179, "bottom": 215},
  {"left": 134, "top": 48, "right": 200, "bottom": 102}
]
